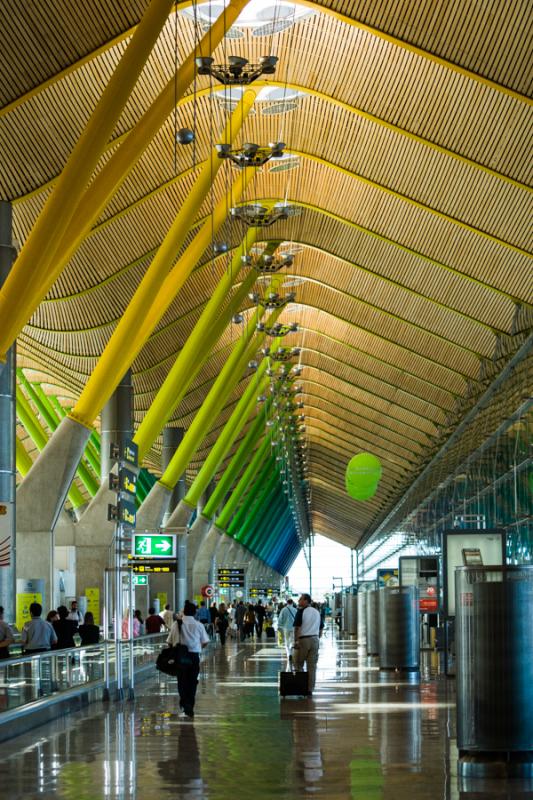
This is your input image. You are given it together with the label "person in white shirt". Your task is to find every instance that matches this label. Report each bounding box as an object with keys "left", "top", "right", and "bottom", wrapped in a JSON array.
[
  {"left": 293, "top": 594, "right": 323, "bottom": 694},
  {"left": 277, "top": 599, "right": 297, "bottom": 660},
  {"left": 167, "top": 601, "right": 209, "bottom": 718},
  {"left": 67, "top": 600, "right": 83, "bottom": 624},
  {"left": 160, "top": 604, "right": 174, "bottom": 630}
]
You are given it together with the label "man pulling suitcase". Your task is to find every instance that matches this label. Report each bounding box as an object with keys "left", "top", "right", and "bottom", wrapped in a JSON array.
[{"left": 279, "top": 593, "right": 323, "bottom": 697}]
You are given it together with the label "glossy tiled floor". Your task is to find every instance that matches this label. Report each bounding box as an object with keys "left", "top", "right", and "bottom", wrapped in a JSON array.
[{"left": 3, "top": 628, "right": 532, "bottom": 799}]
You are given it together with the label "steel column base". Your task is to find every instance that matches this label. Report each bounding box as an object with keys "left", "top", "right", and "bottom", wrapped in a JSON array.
[
  {"left": 458, "top": 752, "right": 533, "bottom": 779},
  {"left": 379, "top": 666, "right": 420, "bottom": 674}
]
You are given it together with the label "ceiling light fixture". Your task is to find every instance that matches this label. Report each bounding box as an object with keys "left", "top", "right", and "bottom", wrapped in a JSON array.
[
  {"left": 216, "top": 141, "right": 285, "bottom": 167},
  {"left": 195, "top": 55, "right": 278, "bottom": 85}
]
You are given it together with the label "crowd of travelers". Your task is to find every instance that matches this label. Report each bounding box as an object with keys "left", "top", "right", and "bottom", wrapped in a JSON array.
[{"left": 1, "top": 593, "right": 328, "bottom": 714}]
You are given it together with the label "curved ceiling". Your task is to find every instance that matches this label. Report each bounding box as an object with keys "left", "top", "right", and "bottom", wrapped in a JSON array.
[{"left": 3, "top": 0, "right": 532, "bottom": 549}]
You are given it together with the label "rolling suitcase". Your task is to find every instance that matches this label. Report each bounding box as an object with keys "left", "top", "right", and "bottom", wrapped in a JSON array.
[
  {"left": 265, "top": 625, "right": 275, "bottom": 639},
  {"left": 279, "top": 670, "right": 309, "bottom": 697}
]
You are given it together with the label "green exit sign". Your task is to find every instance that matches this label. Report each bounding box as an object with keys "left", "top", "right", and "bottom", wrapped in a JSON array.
[
  {"left": 132, "top": 533, "right": 176, "bottom": 559},
  {"left": 133, "top": 574, "right": 148, "bottom": 586}
]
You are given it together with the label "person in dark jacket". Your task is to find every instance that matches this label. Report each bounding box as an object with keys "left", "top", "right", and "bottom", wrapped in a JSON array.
[
  {"left": 235, "top": 601, "right": 246, "bottom": 641},
  {"left": 145, "top": 607, "right": 164, "bottom": 634},
  {"left": 215, "top": 603, "right": 229, "bottom": 646},
  {"left": 53, "top": 605, "right": 78, "bottom": 649},
  {"left": 254, "top": 601, "right": 266, "bottom": 638},
  {"left": 78, "top": 611, "right": 100, "bottom": 645}
]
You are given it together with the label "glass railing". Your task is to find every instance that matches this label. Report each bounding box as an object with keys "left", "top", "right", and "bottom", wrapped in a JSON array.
[{"left": 0, "top": 633, "right": 167, "bottom": 714}]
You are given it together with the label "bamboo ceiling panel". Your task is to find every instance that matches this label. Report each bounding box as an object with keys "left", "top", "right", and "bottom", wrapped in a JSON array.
[
  {"left": 2, "top": 0, "right": 531, "bottom": 549},
  {"left": 319, "top": 0, "right": 532, "bottom": 95}
]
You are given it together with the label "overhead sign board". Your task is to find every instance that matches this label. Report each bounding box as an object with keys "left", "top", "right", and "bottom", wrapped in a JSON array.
[
  {"left": 132, "top": 533, "right": 177, "bottom": 559},
  {"left": 132, "top": 561, "right": 176, "bottom": 574},
  {"left": 217, "top": 567, "right": 245, "bottom": 588}
]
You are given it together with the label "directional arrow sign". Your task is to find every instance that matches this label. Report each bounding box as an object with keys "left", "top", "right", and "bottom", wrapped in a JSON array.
[{"left": 132, "top": 533, "right": 176, "bottom": 560}]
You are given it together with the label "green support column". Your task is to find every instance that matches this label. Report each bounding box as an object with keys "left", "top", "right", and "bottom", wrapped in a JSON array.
[
  {"left": 181, "top": 370, "right": 270, "bottom": 512},
  {"left": 215, "top": 436, "right": 274, "bottom": 531},
  {"left": 16, "top": 437, "right": 33, "bottom": 476},
  {"left": 242, "top": 492, "right": 286, "bottom": 555},
  {"left": 242, "top": 490, "right": 285, "bottom": 550},
  {"left": 159, "top": 306, "right": 283, "bottom": 497},
  {"left": 257, "top": 508, "right": 291, "bottom": 558},
  {"left": 229, "top": 462, "right": 279, "bottom": 539},
  {"left": 17, "top": 373, "right": 99, "bottom": 497},
  {"left": 31, "top": 380, "right": 101, "bottom": 483},
  {"left": 200, "top": 408, "right": 270, "bottom": 521},
  {"left": 16, "top": 389, "right": 86, "bottom": 510}
]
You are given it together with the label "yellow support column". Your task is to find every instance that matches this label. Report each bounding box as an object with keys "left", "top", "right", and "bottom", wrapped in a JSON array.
[
  {"left": 135, "top": 229, "right": 259, "bottom": 461},
  {"left": 160, "top": 304, "right": 284, "bottom": 492},
  {"left": 0, "top": 0, "right": 175, "bottom": 361},
  {"left": 36, "top": 1, "right": 250, "bottom": 302},
  {"left": 70, "top": 90, "right": 256, "bottom": 428}
]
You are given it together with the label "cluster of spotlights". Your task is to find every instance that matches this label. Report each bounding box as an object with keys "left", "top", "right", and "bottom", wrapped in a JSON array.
[
  {"left": 196, "top": 55, "right": 278, "bottom": 85},
  {"left": 216, "top": 141, "right": 285, "bottom": 167}
]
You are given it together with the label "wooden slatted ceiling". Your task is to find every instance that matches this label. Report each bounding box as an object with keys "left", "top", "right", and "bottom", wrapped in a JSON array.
[
  {"left": 319, "top": 0, "right": 533, "bottom": 96},
  {"left": 3, "top": 9, "right": 532, "bottom": 205},
  {"left": 4, "top": 0, "right": 532, "bottom": 549}
]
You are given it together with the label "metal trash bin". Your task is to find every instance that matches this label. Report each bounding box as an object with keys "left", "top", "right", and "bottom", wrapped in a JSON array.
[
  {"left": 456, "top": 565, "right": 533, "bottom": 778},
  {"left": 366, "top": 589, "right": 380, "bottom": 656},
  {"left": 344, "top": 593, "right": 357, "bottom": 635},
  {"left": 378, "top": 586, "right": 419, "bottom": 671},
  {"left": 357, "top": 590, "right": 367, "bottom": 644}
]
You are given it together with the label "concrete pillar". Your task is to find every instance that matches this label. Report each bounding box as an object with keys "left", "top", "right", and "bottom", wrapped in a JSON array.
[
  {"left": 162, "top": 426, "right": 185, "bottom": 520},
  {"left": 0, "top": 202, "right": 16, "bottom": 622},
  {"left": 146, "top": 426, "right": 185, "bottom": 609},
  {"left": 100, "top": 370, "right": 133, "bottom": 483},
  {"left": 74, "top": 374, "right": 133, "bottom": 601}
]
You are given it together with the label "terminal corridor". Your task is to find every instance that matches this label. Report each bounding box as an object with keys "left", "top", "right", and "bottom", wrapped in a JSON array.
[{"left": 2, "top": 628, "right": 520, "bottom": 800}]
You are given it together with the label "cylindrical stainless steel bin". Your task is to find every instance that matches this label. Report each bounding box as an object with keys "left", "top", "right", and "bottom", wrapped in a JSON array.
[
  {"left": 345, "top": 594, "right": 357, "bottom": 635},
  {"left": 341, "top": 593, "right": 348, "bottom": 632},
  {"left": 456, "top": 566, "right": 533, "bottom": 777},
  {"left": 366, "top": 589, "right": 380, "bottom": 656},
  {"left": 378, "top": 586, "right": 419, "bottom": 671},
  {"left": 357, "top": 590, "right": 367, "bottom": 644}
]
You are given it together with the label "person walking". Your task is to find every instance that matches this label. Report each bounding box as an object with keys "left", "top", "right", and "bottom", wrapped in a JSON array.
[
  {"left": 145, "top": 607, "right": 164, "bottom": 634},
  {"left": 254, "top": 601, "right": 266, "bottom": 638},
  {"left": 243, "top": 604, "right": 256, "bottom": 639},
  {"left": 161, "top": 604, "right": 174, "bottom": 631},
  {"left": 293, "top": 594, "right": 323, "bottom": 696},
  {"left": 21, "top": 603, "right": 57, "bottom": 652},
  {"left": 78, "top": 611, "right": 100, "bottom": 645},
  {"left": 134, "top": 610, "right": 144, "bottom": 636},
  {"left": 0, "top": 606, "right": 14, "bottom": 659},
  {"left": 235, "top": 601, "right": 246, "bottom": 641},
  {"left": 53, "top": 605, "right": 78, "bottom": 649},
  {"left": 215, "top": 603, "right": 229, "bottom": 646},
  {"left": 167, "top": 601, "right": 209, "bottom": 719},
  {"left": 277, "top": 598, "right": 297, "bottom": 660}
]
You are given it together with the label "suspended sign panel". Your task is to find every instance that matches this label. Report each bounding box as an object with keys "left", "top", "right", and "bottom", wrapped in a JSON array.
[
  {"left": 217, "top": 567, "right": 245, "bottom": 588},
  {"left": 132, "top": 534, "right": 176, "bottom": 559}
]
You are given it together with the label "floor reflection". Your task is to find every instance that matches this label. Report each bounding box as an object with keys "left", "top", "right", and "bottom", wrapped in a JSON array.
[{"left": 1, "top": 631, "right": 532, "bottom": 798}]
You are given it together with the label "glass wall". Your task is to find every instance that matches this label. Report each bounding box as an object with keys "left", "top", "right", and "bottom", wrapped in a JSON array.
[{"left": 360, "top": 343, "right": 532, "bottom": 578}]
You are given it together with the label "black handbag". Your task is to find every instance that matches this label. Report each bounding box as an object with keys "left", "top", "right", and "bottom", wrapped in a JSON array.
[{"left": 156, "top": 624, "right": 193, "bottom": 676}]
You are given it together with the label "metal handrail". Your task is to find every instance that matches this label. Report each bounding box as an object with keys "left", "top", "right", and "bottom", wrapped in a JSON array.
[{"left": 0, "top": 632, "right": 167, "bottom": 669}]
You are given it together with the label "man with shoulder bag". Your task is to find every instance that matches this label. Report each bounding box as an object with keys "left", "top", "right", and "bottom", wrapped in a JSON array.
[{"left": 162, "top": 601, "right": 209, "bottom": 719}]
